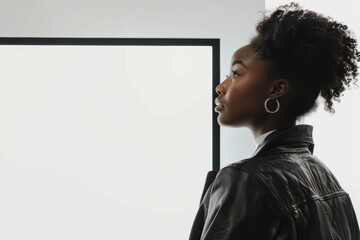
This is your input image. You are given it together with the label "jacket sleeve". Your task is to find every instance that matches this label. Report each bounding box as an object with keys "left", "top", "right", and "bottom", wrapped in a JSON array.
[{"left": 200, "top": 167, "right": 280, "bottom": 240}]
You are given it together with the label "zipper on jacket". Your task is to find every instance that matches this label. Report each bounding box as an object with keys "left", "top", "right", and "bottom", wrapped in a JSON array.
[{"left": 291, "top": 205, "right": 303, "bottom": 239}]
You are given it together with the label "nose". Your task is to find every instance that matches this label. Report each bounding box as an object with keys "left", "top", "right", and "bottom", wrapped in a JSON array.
[{"left": 216, "top": 84, "right": 224, "bottom": 96}]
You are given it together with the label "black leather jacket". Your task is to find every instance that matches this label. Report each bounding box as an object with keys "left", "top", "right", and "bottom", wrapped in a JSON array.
[{"left": 189, "top": 124, "right": 360, "bottom": 239}]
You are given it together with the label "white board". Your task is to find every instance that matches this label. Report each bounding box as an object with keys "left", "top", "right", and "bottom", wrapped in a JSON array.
[{"left": 0, "top": 41, "right": 217, "bottom": 240}]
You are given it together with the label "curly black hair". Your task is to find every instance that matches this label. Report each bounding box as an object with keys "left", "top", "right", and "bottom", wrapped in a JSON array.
[{"left": 250, "top": 2, "right": 360, "bottom": 120}]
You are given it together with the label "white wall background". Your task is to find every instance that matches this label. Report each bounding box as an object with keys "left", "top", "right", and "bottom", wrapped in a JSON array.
[{"left": 265, "top": 0, "right": 360, "bottom": 221}]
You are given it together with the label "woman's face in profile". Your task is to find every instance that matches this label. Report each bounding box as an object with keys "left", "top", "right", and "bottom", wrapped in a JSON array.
[{"left": 215, "top": 44, "right": 274, "bottom": 127}]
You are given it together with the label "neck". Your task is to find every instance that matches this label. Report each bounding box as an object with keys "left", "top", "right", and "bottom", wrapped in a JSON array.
[{"left": 249, "top": 118, "right": 296, "bottom": 139}]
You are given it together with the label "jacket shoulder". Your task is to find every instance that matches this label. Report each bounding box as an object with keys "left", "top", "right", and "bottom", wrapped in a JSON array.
[
  {"left": 226, "top": 153, "right": 348, "bottom": 217},
  {"left": 214, "top": 162, "right": 283, "bottom": 217},
  {"left": 198, "top": 165, "right": 282, "bottom": 239}
]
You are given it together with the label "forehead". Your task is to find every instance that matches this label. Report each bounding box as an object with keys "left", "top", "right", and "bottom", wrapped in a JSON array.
[
  {"left": 231, "top": 44, "right": 257, "bottom": 63},
  {"left": 230, "top": 45, "right": 274, "bottom": 79}
]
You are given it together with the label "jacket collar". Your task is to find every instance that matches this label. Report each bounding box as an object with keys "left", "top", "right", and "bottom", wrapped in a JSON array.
[{"left": 251, "top": 124, "right": 314, "bottom": 157}]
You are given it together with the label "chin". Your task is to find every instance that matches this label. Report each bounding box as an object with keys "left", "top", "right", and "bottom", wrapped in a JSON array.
[{"left": 217, "top": 114, "right": 247, "bottom": 128}]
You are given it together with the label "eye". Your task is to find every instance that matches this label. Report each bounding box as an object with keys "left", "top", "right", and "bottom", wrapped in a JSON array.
[
  {"left": 226, "top": 71, "right": 239, "bottom": 79},
  {"left": 232, "top": 71, "right": 239, "bottom": 78},
  {"left": 226, "top": 71, "right": 239, "bottom": 78}
]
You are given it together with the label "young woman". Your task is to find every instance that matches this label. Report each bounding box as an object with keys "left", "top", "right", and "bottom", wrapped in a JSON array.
[{"left": 189, "top": 3, "right": 360, "bottom": 239}]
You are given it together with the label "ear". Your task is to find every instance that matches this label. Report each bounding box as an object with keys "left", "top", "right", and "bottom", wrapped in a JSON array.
[{"left": 269, "top": 79, "right": 290, "bottom": 98}]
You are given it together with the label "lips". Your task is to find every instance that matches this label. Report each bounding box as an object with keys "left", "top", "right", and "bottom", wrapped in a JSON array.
[
  {"left": 215, "top": 98, "right": 224, "bottom": 107},
  {"left": 215, "top": 98, "right": 225, "bottom": 112}
]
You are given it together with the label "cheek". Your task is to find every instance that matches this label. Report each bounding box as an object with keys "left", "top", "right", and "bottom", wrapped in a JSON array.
[
  {"left": 218, "top": 79, "right": 269, "bottom": 126},
  {"left": 230, "top": 83, "right": 266, "bottom": 111}
]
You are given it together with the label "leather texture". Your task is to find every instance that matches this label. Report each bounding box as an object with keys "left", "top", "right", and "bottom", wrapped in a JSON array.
[{"left": 189, "top": 124, "right": 360, "bottom": 240}]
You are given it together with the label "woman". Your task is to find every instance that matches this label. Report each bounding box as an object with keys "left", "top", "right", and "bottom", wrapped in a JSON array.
[{"left": 189, "top": 3, "right": 360, "bottom": 240}]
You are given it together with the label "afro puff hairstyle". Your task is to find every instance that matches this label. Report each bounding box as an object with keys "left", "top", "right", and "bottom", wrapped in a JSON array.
[{"left": 250, "top": 2, "right": 360, "bottom": 120}]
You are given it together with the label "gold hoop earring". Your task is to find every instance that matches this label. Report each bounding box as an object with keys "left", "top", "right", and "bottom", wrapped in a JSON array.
[{"left": 264, "top": 98, "right": 280, "bottom": 113}]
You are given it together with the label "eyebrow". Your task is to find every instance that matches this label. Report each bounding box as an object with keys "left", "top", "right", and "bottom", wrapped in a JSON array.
[{"left": 232, "top": 59, "right": 248, "bottom": 69}]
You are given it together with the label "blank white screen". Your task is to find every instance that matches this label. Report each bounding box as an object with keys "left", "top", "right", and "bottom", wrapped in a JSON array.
[{"left": 0, "top": 45, "right": 213, "bottom": 239}]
